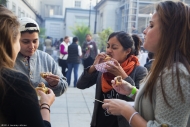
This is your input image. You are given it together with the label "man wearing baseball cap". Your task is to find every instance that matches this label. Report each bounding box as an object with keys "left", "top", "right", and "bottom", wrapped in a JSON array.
[{"left": 14, "top": 17, "right": 68, "bottom": 96}]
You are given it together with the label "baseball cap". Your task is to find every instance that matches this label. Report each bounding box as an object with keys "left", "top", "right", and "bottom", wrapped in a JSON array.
[{"left": 18, "top": 17, "right": 40, "bottom": 32}]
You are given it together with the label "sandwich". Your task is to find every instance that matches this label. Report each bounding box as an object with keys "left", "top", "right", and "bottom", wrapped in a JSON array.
[
  {"left": 116, "top": 76, "right": 122, "bottom": 85},
  {"left": 40, "top": 72, "right": 50, "bottom": 78},
  {"left": 35, "top": 82, "right": 49, "bottom": 94},
  {"left": 104, "top": 55, "right": 111, "bottom": 61}
]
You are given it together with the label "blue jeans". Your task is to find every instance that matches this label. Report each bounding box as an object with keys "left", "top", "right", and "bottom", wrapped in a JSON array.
[{"left": 66, "top": 63, "right": 79, "bottom": 87}]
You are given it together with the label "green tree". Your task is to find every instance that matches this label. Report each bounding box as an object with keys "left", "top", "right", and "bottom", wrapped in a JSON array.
[
  {"left": 38, "top": 27, "right": 46, "bottom": 51},
  {"left": 98, "top": 28, "right": 113, "bottom": 52},
  {"left": 70, "top": 24, "right": 91, "bottom": 46}
]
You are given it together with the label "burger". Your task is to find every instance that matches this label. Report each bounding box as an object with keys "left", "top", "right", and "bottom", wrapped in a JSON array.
[{"left": 35, "top": 82, "right": 49, "bottom": 94}]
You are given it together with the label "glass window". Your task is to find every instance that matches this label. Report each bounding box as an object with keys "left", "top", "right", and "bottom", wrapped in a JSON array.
[
  {"left": 18, "top": 7, "right": 21, "bottom": 18},
  {"left": 137, "top": 16, "right": 150, "bottom": 33},
  {"left": 132, "top": 9, "right": 136, "bottom": 14},
  {"left": 75, "top": 1, "right": 81, "bottom": 8},
  {"left": 132, "top": 2, "right": 137, "bottom": 8},
  {"left": 139, "top": 3, "right": 155, "bottom": 14},
  {"left": 121, "top": 8, "right": 125, "bottom": 30},
  {"left": 12, "top": 2, "right": 16, "bottom": 14},
  {"left": 22, "top": 11, "right": 25, "bottom": 17},
  {"left": 50, "top": 9, "right": 54, "bottom": 16},
  {"left": 130, "top": 15, "right": 136, "bottom": 21}
]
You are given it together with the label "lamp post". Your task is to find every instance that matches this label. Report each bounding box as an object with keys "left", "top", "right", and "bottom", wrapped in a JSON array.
[
  {"left": 88, "top": 0, "right": 92, "bottom": 29},
  {"left": 94, "top": 0, "right": 98, "bottom": 34}
]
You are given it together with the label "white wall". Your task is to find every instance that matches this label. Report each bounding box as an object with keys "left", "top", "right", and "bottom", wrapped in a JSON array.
[
  {"left": 45, "top": 18, "right": 64, "bottom": 40},
  {"left": 64, "top": 9, "right": 95, "bottom": 37},
  {"left": 96, "top": 1, "right": 119, "bottom": 32}
]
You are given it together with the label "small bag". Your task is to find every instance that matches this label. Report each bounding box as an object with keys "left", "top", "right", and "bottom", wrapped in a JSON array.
[{"left": 83, "top": 49, "right": 90, "bottom": 59}]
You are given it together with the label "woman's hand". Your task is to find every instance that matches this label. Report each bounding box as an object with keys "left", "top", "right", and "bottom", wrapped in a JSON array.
[
  {"left": 112, "top": 77, "right": 133, "bottom": 95},
  {"left": 93, "top": 52, "right": 107, "bottom": 65},
  {"left": 102, "top": 99, "right": 135, "bottom": 116},
  {"left": 88, "top": 52, "right": 107, "bottom": 73},
  {"left": 105, "top": 59, "right": 128, "bottom": 79},
  {"left": 38, "top": 88, "right": 55, "bottom": 106}
]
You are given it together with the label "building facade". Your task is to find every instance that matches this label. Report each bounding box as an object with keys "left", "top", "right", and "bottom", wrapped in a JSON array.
[
  {"left": 40, "top": 0, "right": 64, "bottom": 41},
  {"left": 95, "top": 0, "right": 120, "bottom": 32},
  {"left": 6, "top": 0, "right": 43, "bottom": 25},
  {"left": 64, "top": 8, "right": 96, "bottom": 37},
  {"left": 63, "top": 0, "right": 98, "bottom": 37},
  {"left": 95, "top": 0, "right": 190, "bottom": 35}
]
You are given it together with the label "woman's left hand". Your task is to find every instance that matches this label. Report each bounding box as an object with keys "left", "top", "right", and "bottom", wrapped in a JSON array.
[
  {"left": 105, "top": 59, "right": 128, "bottom": 79},
  {"left": 102, "top": 99, "right": 135, "bottom": 116},
  {"left": 44, "top": 74, "right": 60, "bottom": 87}
]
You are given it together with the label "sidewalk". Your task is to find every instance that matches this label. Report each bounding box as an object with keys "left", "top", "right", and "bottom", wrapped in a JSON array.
[{"left": 51, "top": 64, "right": 96, "bottom": 127}]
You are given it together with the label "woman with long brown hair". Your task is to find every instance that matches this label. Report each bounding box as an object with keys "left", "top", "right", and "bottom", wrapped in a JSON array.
[
  {"left": 0, "top": 5, "right": 55, "bottom": 127},
  {"left": 102, "top": 1, "right": 190, "bottom": 127}
]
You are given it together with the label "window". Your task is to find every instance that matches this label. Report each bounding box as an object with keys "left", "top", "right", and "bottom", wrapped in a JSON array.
[
  {"left": 121, "top": 8, "right": 125, "bottom": 30},
  {"left": 12, "top": 2, "right": 16, "bottom": 14},
  {"left": 22, "top": 11, "right": 25, "bottom": 17},
  {"left": 50, "top": 9, "right": 54, "bottom": 16},
  {"left": 75, "top": 1, "right": 81, "bottom": 8},
  {"left": 139, "top": 3, "right": 155, "bottom": 14},
  {"left": 18, "top": 7, "right": 21, "bottom": 18}
]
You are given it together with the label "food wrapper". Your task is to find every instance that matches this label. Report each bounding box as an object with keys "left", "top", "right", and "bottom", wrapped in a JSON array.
[{"left": 94, "top": 61, "right": 114, "bottom": 73}]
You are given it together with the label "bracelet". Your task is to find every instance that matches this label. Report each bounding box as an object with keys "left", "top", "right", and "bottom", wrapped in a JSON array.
[
  {"left": 129, "top": 112, "right": 138, "bottom": 125},
  {"left": 127, "top": 86, "right": 137, "bottom": 98},
  {"left": 40, "top": 103, "right": 50, "bottom": 108},
  {"left": 41, "top": 107, "right": 50, "bottom": 113}
]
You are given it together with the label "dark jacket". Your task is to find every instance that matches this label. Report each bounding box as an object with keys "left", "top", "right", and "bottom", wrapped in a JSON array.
[
  {"left": 67, "top": 43, "right": 80, "bottom": 64},
  {"left": 0, "top": 68, "right": 50, "bottom": 127},
  {"left": 144, "top": 60, "right": 154, "bottom": 72},
  {"left": 77, "top": 65, "right": 148, "bottom": 127}
]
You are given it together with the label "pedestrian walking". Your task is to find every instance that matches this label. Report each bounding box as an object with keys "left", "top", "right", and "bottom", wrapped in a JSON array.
[{"left": 66, "top": 37, "right": 82, "bottom": 87}]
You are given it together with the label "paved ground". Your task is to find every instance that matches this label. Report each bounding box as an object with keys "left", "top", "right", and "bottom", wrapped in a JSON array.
[{"left": 51, "top": 64, "right": 95, "bottom": 127}]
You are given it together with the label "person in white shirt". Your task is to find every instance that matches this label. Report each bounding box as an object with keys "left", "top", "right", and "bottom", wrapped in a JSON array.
[{"left": 59, "top": 36, "right": 70, "bottom": 76}]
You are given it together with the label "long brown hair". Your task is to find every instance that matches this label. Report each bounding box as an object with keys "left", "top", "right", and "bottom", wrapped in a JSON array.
[
  {"left": 0, "top": 5, "right": 19, "bottom": 68},
  {"left": 0, "top": 5, "right": 20, "bottom": 95},
  {"left": 144, "top": 1, "right": 190, "bottom": 106}
]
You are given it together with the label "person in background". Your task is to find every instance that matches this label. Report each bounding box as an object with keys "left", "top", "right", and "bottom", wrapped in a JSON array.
[
  {"left": 77, "top": 31, "right": 147, "bottom": 127},
  {"left": 144, "top": 52, "right": 154, "bottom": 71},
  {"left": 59, "top": 36, "right": 70, "bottom": 77},
  {"left": 0, "top": 5, "right": 55, "bottom": 126},
  {"left": 14, "top": 17, "right": 68, "bottom": 97},
  {"left": 44, "top": 36, "right": 53, "bottom": 55},
  {"left": 102, "top": 1, "right": 190, "bottom": 127},
  {"left": 66, "top": 37, "right": 82, "bottom": 87},
  {"left": 132, "top": 34, "right": 142, "bottom": 57},
  {"left": 82, "top": 34, "right": 98, "bottom": 68}
]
